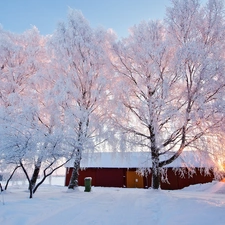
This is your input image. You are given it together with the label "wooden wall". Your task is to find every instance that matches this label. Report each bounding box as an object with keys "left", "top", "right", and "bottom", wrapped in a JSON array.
[
  {"left": 65, "top": 167, "right": 214, "bottom": 190},
  {"left": 65, "top": 168, "right": 126, "bottom": 187}
]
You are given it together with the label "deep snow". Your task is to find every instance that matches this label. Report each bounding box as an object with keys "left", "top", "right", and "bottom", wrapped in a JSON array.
[{"left": 0, "top": 177, "right": 225, "bottom": 225}]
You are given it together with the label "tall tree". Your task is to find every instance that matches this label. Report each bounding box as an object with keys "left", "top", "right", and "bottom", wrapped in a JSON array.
[
  {"left": 49, "top": 9, "right": 114, "bottom": 189},
  {"left": 111, "top": 0, "right": 225, "bottom": 189},
  {"left": 0, "top": 27, "right": 74, "bottom": 197},
  {"left": 0, "top": 27, "right": 44, "bottom": 197}
]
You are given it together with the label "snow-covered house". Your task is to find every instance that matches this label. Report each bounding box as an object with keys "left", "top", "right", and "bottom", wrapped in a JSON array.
[{"left": 65, "top": 151, "right": 215, "bottom": 190}]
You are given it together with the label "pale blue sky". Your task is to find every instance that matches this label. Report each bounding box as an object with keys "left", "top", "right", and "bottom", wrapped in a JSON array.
[{"left": 0, "top": 0, "right": 207, "bottom": 38}]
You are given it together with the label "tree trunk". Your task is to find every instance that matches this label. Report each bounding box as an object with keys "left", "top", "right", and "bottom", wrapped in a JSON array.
[
  {"left": 30, "top": 157, "right": 42, "bottom": 192},
  {"left": 4, "top": 165, "right": 20, "bottom": 190},
  {"left": 152, "top": 157, "right": 160, "bottom": 189},
  {"left": 149, "top": 123, "right": 160, "bottom": 189},
  {"left": 68, "top": 158, "right": 81, "bottom": 189},
  {"left": 68, "top": 149, "right": 81, "bottom": 189},
  {"left": 20, "top": 161, "right": 33, "bottom": 198}
]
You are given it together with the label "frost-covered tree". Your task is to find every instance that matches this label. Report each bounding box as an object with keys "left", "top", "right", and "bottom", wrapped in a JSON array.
[
  {"left": 0, "top": 27, "right": 75, "bottom": 197},
  {"left": 112, "top": 0, "right": 225, "bottom": 189},
  {"left": 166, "top": 0, "right": 225, "bottom": 163},
  {"left": 0, "top": 27, "right": 46, "bottom": 197},
  {"left": 49, "top": 9, "right": 114, "bottom": 189}
]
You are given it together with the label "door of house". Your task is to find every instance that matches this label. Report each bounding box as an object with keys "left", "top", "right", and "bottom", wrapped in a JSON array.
[{"left": 126, "top": 171, "right": 144, "bottom": 188}]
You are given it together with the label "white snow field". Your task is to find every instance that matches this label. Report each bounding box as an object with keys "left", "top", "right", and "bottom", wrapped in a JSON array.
[{"left": 0, "top": 177, "right": 225, "bottom": 225}]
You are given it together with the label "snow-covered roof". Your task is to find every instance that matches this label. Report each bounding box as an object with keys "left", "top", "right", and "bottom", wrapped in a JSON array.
[
  {"left": 161, "top": 151, "right": 215, "bottom": 168},
  {"left": 66, "top": 151, "right": 215, "bottom": 168}
]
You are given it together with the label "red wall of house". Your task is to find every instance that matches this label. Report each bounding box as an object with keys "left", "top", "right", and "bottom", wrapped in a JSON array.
[
  {"left": 95, "top": 168, "right": 125, "bottom": 187},
  {"left": 160, "top": 169, "right": 180, "bottom": 190},
  {"left": 65, "top": 168, "right": 72, "bottom": 186},
  {"left": 65, "top": 168, "right": 126, "bottom": 187},
  {"left": 162, "top": 168, "right": 214, "bottom": 190},
  {"left": 78, "top": 168, "right": 97, "bottom": 186},
  {"left": 65, "top": 167, "right": 214, "bottom": 190}
]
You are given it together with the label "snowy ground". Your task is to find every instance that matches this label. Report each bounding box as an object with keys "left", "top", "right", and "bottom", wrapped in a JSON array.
[{"left": 0, "top": 177, "right": 225, "bottom": 225}]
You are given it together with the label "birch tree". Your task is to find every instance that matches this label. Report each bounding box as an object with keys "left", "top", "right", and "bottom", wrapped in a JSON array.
[
  {"left": 49, "top": 9, "right": 114, "bottom": 189},
  {"left": 166, "top": 0, "right": 225, "bottom": 170},
  {"left": 112, "top": 0, "right": 225, "bottom": 189},
  {"left": 0, "top": 27, "right": 74, "bottom": 197},
  {"left": 0, "top": 27, "right": 44, "bottom": 197}
]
